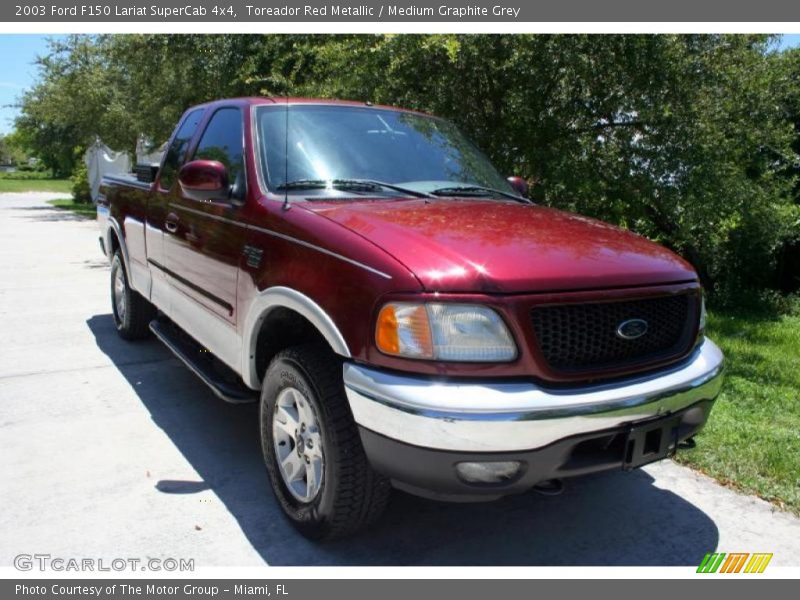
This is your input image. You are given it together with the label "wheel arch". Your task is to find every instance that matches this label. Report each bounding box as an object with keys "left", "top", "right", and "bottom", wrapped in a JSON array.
[
  {"left": 243, "top": 286, "right": 351, "bottom": 389},
  {"left": 105, "top": 217, "right": 133, "bottom": 286}
]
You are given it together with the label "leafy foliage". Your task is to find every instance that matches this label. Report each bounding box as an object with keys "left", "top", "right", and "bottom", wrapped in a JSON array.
[
  {"left": 13, "top": 34, "right": 800, "bottom": 302},
  {"left": 0, "top": 133, "right": 28, "bottom": 166},
  {"left": 70, "top": 159, "right": 91, "bottom": 203}
]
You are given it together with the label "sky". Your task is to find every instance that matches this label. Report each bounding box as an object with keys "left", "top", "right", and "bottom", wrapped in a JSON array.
[
  {"left": 0, "top": 35, "right": 65, "bottom": 136},
  {"left": 778, "top": 33, "right": 800, "bottom": 51},
  {"left": 2, "top": 33, "right": 800, "bottom": 137}
]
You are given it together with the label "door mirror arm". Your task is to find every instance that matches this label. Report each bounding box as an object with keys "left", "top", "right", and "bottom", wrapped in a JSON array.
[{"left": 227, "top": 169, "right": 247, "bottom": 206}]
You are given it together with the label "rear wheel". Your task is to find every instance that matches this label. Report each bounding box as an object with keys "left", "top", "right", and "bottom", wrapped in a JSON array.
[
  {"left": 110, "top": 251, "right": 155, "bottom": 340},
  {"left": 260, "top": 343, "right": 391, "bottom": 539}
]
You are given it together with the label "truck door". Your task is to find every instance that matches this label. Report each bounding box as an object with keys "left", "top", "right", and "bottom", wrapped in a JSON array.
[
  {"left": 146, "top": 108, "right": 205, "bottom": 312},
  {"left": 163, "top": 106, "right": 246, "bottom": 334}
]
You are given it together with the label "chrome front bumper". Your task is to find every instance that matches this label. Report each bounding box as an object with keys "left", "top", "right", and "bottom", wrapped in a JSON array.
[{"left": 343, "top": 339, "right": 724, "bottom": 453}]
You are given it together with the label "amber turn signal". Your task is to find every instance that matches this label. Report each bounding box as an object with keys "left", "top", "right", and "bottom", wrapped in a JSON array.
[{"left": 375, "top": 303, "right": 434, "bottom": 359}]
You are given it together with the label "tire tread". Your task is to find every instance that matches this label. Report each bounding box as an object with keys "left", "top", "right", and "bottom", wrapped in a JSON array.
[
  {"left": 263, "top": 343, "right": 390, "bottom": 539},
  {"left": 111, "top": 251, "right": 155, "bottom": 340}
]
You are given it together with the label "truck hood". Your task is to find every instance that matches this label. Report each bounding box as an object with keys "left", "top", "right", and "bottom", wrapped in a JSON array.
[{"left": 307, "top": 198, "right": 697, "bottom": 293}]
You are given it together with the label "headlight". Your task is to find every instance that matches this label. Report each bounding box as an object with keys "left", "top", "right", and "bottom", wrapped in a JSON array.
[{"left": 375, "top": 302, "right": 517, "bottom": 362}]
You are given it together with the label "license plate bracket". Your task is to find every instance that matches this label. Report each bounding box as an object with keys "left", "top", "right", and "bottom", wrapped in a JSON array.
[{"left": 622, "top": 413, "right": 681, "bottom": 471}]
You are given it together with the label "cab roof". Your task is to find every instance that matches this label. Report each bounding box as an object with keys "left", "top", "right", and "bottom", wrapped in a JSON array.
[{"left": 189, "top": 96, "right": 433, "bottom": 118}]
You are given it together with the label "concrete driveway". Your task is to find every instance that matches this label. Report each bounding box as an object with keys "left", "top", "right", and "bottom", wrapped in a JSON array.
[{"left": 1, "top": 191, "right": 799, "bottom": 567}]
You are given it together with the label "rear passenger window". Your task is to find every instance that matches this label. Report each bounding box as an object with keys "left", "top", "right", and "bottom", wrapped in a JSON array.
[
  {"left": 159, "top": 109, "right": 204, "bottom": 191},
  {"left": 192, "top": 107, "right": 244, "bottom": 184}
]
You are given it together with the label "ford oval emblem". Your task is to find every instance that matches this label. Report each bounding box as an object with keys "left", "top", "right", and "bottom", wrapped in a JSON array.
[{"left": 616, "top": 318, "right": 649, "bottom": 340}]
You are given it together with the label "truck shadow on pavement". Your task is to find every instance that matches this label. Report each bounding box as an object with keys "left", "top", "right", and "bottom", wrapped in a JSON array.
[{"left": 87, "top": 313, "right": 719, "bottom": 566}]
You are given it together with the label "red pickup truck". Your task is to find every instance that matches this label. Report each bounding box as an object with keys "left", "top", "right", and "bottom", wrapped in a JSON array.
[{"left": 97, "top": 97, "right": 724, "bottom": 539}]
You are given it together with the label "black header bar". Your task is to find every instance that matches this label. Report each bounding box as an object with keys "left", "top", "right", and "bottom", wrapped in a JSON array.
[{"left": 4, "top": 0, "right": 800, "bottom": 22}]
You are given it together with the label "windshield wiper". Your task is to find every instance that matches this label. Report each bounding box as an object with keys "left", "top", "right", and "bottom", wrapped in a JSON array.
[
  {"left": 276, "top": 178, "right": 434, "bottom": 199},
  {"left": 430, "top": 185, "right": 532, "bottom": 204}
]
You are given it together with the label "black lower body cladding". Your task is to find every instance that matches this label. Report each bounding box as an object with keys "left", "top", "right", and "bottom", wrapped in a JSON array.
[{"left": 359, "top": 400, "right": 714, "bottom": 501}]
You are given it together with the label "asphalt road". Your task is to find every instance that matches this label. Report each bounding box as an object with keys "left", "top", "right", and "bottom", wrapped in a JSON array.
[{"left": 1, "top": 191, "right": 799, "bottom": 567}]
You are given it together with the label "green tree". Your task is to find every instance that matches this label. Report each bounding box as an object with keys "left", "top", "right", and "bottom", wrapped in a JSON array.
[
  {"left": 14, "top": 36, "right": 122, "bottom": 175},
  {"left": 15, "top": 34, "right": 800, "bottom": 302},
  {"left": 0, "top": 133, "right": 28, "bottom": 165},
  {"left": 282, "top": 35, "right": 799, "bottom": 297}
]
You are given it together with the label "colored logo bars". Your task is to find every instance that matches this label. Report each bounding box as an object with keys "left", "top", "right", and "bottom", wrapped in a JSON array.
[{"left": 697, "top": 552, "right": 773, "bottom": 573}]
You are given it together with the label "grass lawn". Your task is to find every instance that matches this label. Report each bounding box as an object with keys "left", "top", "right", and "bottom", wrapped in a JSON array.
[
  {"left": 675, "top": 310, "right": 800, "bottom": 514},
  {"left": 0, "top": 177, "right": 72, "bottom": 194},
  {"left": 47, "top": 198, "right": 97, "bottom": 219}
]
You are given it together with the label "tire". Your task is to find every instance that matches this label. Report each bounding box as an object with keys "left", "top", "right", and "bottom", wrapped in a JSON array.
[
  {"left": 110, "top": 251, "right": 156, "bottom": 340},
  {"left": 260, "top": 343, "right": 391, "bottom": 540}
]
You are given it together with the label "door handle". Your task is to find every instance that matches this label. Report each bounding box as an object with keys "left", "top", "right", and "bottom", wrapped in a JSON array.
[{"left": 165, "top": 213, "right": 179, "bottom": 233}]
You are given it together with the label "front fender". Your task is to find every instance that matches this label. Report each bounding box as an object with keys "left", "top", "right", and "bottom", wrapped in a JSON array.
[{"left": 241, "top": 286, "right": 351, "bottom": 389}]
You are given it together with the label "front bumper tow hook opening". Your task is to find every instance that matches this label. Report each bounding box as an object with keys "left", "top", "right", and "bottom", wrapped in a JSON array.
[{"left": 531, "top": 478, "right": 564, "bottom": 496}]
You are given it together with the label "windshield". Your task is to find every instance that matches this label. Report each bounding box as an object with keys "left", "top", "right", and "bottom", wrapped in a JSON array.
[{"left": 255, "top": 104, "right": 513, "bottom": 196}]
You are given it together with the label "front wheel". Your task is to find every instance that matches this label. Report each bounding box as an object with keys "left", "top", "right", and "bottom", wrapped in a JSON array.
[{"left": 260, "top": 343, "right": 390, "bottom": 540}]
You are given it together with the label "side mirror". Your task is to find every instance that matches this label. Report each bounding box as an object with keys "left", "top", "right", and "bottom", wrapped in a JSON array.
[
  {"left": 178, "top": 160, "right": 229, "bottom": 203},
  {"left": 506, "top": 176, "right": 528, "bottom": 197}
]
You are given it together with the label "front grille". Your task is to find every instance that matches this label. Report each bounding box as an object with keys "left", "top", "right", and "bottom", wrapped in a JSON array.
[{"left": 531, "top": 293, "right": 697, "bottom": 374}]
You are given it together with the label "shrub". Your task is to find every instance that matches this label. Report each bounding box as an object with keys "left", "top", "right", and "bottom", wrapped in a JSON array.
[
  {"left": 70, "top": 161, "right": 92, "bottom": 203},
  {"left": 0, "top": 170, "right": 55, "bottom": 180},
  {"left": 16, "top": 163, "right": 48, "bottom": 173}
]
